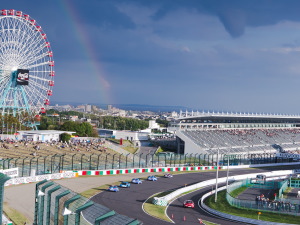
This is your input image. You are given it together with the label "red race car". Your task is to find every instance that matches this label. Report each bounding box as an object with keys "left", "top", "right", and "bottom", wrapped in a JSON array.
[{"left": 183, "top": 200, "right": 195, "bottom": 208}]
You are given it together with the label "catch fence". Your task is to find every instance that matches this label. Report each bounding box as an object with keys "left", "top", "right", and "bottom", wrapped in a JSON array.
[
  {"left": 34, "top": 180, "right": 141, "bottom": 225},
  {"left": 0, "top": 152, "right": 286, "bottom": 177}
]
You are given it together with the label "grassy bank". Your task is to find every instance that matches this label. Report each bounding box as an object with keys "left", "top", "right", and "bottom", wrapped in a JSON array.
[
  {"left": 143, "top": 191, "right": 173, "bottom": 222},
  {"left": 3, "top": 202, "right": 29, "bottom": 225}
]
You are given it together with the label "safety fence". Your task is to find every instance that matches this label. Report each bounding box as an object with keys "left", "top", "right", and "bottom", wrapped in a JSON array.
[
  {"left": 34, "top": 180, "right": 141, "bottom": 225},
  {"left": 0, "top": 152, "right": 292, "bottom": 178},
  {"left": 290, "top": 178, "right": 300, "bottom": 188},
  {"left": 226, "top": 178, "right": 300, "bottom": 216},
  {"left": 0, "top": 173, "right": 10, "bottom": 225}
]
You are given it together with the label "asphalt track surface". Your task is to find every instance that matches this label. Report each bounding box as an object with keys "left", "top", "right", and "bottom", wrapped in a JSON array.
[{"left": 90, "top": 167, "right": 285, "bottom": 225}]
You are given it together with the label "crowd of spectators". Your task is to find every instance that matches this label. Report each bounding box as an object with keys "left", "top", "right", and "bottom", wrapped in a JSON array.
[
  {"left": 0, "top": 138, "right": 110, "bottom": 159},
  {"left": 255, "top": 194, "right": 300, "bottom": 213}
]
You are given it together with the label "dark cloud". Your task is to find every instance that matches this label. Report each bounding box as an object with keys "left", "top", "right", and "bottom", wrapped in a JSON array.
[
  {"left": 122, "top": 0, "right": 300, "bottom": 38},
  {"left": 74, "top": 0, "right": 136, "bottom": 30},
  {"left": 218, "top": 8, "right": 246, "bottom": 38}
]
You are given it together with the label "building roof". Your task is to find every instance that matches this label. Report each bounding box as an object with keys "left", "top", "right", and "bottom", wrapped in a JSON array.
[
  {"left": 178, "top": 111, "right": 300, "bottom": 123},
  {"left": 18, "top": 130, "right": 76, "bottom": 135}
]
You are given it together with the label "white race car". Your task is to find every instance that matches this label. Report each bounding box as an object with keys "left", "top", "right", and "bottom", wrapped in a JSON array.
[{"left": 164, "top": 173, "right": 173, "bottom": 178}]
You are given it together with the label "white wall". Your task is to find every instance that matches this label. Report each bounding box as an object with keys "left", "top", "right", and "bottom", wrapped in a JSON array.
[{"left": 115, "top": 131, "right": 149, "bottom": 141}]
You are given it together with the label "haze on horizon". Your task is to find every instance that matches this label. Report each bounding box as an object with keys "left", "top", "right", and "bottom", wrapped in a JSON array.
[{"left": 3, "top": 0, "right": 300, "bottom": 114}]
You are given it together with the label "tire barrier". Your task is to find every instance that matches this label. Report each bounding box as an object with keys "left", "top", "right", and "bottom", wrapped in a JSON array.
[{"left": 152, "top": 197, "right": 168, "bottom": 206}]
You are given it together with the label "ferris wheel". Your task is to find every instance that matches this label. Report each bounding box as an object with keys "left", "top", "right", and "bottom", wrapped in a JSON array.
[{"left": 0, "top": 9, "right": 54, "bottom": 123}]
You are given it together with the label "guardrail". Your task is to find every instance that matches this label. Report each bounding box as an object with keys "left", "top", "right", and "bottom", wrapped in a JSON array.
[{"left": 155, "top": 170, "right": 293, "bottom": 206}]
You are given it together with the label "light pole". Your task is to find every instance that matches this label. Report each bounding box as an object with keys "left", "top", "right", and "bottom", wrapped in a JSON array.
[
  {"left": 226, "top": 154, "right": 230, "bottom": 190},
  {"left": 214, "top": 148, "right": 219, "bottom": 203}
]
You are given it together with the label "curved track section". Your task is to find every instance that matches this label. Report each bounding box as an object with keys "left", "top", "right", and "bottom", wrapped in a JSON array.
[
  {"left": 91, "top": 168, "right": 275, "bottom": 225},
  {"left": 167, "top": 185, "right": 252, "bottom": 225}
]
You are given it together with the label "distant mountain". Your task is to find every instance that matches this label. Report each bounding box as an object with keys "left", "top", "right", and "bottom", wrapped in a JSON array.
[
  {"left": 51, "top": 101, "right": 190, "bottom": 113},
  {"left": 105, "top": 104, "right": 190, "bottom": 112}
]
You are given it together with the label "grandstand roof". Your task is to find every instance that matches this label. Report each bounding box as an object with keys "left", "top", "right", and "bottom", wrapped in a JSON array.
[{"left": 178, "top": 111, "right": 300, "bottom": 123}]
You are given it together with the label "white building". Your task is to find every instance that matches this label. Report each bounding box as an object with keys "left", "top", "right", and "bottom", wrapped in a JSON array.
[
  {"left": 86, "top": 104, "right": 92, "bottom": 112},
  {"left": 114, "top": 130, "right": 149, "bottom": 141},
  {"left": 17, "top": 130, "right": 75, "bottom": 142},
  {"left": 148, "top": 120, "right": 160, "bottom": 129},
  {"left": 98, "top": 129, "right": 149, "bottom": 141}
]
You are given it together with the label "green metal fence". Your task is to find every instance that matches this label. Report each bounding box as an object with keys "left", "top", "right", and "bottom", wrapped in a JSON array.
[
  {"left": 0, "top": 173, "right": 10, "bottom": 225},
  {"left": 226, "top": 179, "right": 300, "bottom": 216},
  {"left": 290, "top": 178, "right": 300, "bottom": 188},
  {"left": 0, "top": 152, "right": 287, "bottom": 177},
  {"left": 34, "top": 180, "right": 141, "bottom": 225}
]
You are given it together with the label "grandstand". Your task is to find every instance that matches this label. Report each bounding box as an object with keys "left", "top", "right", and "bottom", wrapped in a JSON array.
[{"left": 169, "top": 111, "right": 300, "bottom": 155}]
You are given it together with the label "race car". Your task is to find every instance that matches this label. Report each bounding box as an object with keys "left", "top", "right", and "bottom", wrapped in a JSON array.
[
  {"left": 147, "top": 175, "right": 158, "bottom": 181},
  {"left": 108, "top": 185, "right": 119, "bottom": 192},
  {"left": 119, "top": 181, "right": 131, "bottom": 188},
  {"left": 164, "top": 173, "right": 173, "bottom": 178},
  {"left": 183, "top": 200, "right": 195, "bottom": 208},
  {"left": 131, "top": 178, "right": 143, "bottom": 184}
]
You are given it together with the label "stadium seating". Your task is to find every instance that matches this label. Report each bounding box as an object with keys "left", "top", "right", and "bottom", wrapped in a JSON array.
[{"left": 180, "top": 128, "right": 300, "bottom": 154}]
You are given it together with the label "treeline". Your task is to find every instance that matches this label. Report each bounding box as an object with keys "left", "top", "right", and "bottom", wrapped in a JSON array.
[
  {"left": 60, "top": 121, "right": 98, "bottom": 137},
  {"left": 38, "top": 119, "right": 98, "bottom": 137},
  {"left": 38, "top": 113, "right": 149, "bottom": 136},
  {"left": 99, "top": 116, "right": 149, "bottom": 131}
]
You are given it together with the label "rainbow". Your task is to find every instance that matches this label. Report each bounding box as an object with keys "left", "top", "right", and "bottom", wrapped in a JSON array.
[{"left": 59, "top": 0, "right": 113, "bottom": 105}]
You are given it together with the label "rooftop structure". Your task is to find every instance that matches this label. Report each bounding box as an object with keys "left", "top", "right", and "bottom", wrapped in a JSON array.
[
  {"left": 170, "top": 111, "right": 300, "bottom": 155},
  {"left": 169, "top": 111, "right": 300, "bottom": 131}
]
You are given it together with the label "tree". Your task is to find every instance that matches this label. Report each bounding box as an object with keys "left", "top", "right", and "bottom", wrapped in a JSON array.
[
  {"left": 59, "top": 121, "right": 98, "bottom": 137},
  {"left": 156, "top": 118, "right": 169, "bottom": 127},
  {"left": 60, "top": 133, "right": 71, "bottom": 142}
]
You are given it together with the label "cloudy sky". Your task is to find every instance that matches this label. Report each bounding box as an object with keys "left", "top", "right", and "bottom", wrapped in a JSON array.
[{"left": 3, "top": 0, "right": 300, "bottom": 113}]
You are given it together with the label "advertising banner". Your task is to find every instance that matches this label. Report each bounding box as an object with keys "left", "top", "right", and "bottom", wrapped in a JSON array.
[
  {"left": 276, "top": 153, "right": 300, "bottom": 159},
  {"left": 0, "top": 168, "right": 18, "bottom": 177},
  {"left": 4, "top": 171, "right": 76, "bottom": 186},
  {"left": 16, "top": 69, "right": 29, "bottom": 85}
]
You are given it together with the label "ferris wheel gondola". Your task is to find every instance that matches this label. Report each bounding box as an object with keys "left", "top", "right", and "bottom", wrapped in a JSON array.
[{"left": 0, "top": 9, "right": 55, "bottom": 125}]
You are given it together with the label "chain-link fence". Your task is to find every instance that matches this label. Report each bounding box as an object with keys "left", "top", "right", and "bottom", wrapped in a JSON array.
[
  {"left": 0, "top": 152, "right": 287, "bottom": 177},
  {"left": 34, "top": 180, "right": 141, "bottom": 225}
]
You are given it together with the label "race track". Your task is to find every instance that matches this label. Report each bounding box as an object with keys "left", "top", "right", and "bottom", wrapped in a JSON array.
[{"left": 91, "top": 167, "right": 280, "bottom": 225}]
